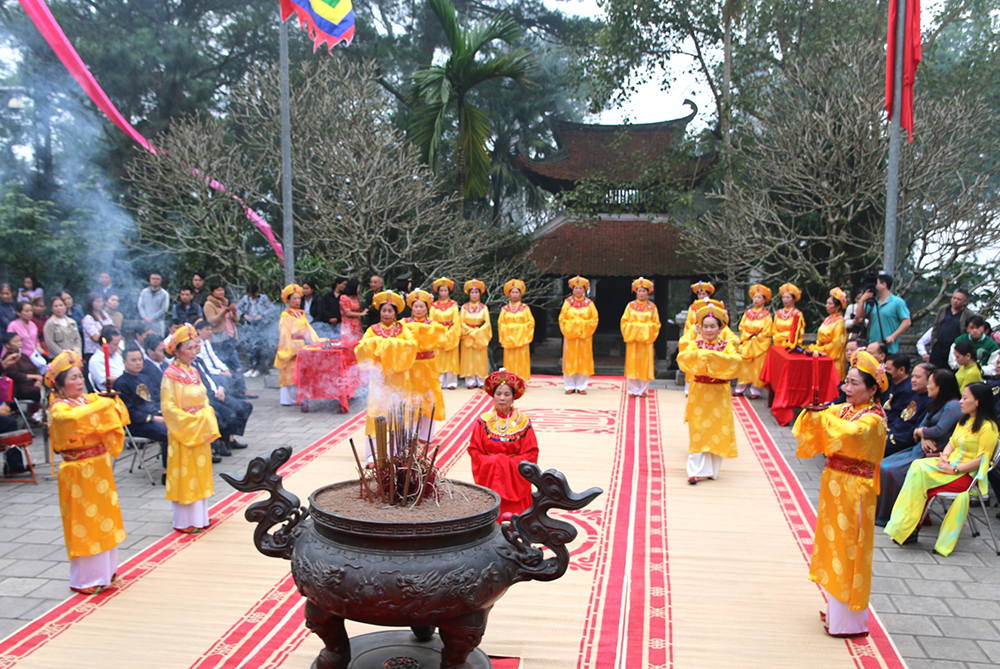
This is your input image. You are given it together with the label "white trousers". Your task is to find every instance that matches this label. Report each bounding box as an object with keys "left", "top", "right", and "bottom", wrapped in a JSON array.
[
  {"left": 172, "top": 499, "right": 210, "bottom": 530},
  {"left": 69, "top": 546, "right": 118, "bottom": 590},
  {"left": 687, "top": 452, "right": 723, "bottom": 479},
  {"left": 564, "top": 374, "right": 590, "bottom": 392},
  {"left": 439, "top": 372, "right": 458, "bottom": 389},
  {"left": 465, "top": 376, "right": 485, "bottom": 388},
  {"left": 626, "top": 379, "right": 650, "bottom": 396},
  {"left": 280, "top": 385, "right": 298, "bottom": 405},
  {"left": 825, "top": 593, "right": 869, "bottom": 635}
]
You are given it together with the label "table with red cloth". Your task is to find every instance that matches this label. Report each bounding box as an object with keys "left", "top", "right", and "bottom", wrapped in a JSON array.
[
  {"left": 294, "top": 341, "right": 361, "bottom": 413},
  {"left": 758, "top": 346, "right": 841, "bottom": 426}
]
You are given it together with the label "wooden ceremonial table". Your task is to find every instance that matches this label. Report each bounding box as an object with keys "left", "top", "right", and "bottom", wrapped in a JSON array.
[
  {"left": 758, "top": 346, "right": 841, "bottom": 426},
  {"left": 294, "top": 340, "right": 361, "bottom": 413}
]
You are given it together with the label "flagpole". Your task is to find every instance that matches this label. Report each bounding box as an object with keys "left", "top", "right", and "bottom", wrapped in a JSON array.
[
  {"left": 280, "top": 12, "right": 295, "bottom": 285},
  {"left": 883, "top": 0, "right": 906, "bottom": 274}
]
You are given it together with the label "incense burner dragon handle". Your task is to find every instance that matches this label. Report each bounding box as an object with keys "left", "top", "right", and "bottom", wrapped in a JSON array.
[
  {"left": 501, "top": 461, "right": 603, "bottom": 583},
  {"left": 220, "top": 446, "right": 307, "bottom": 560}
]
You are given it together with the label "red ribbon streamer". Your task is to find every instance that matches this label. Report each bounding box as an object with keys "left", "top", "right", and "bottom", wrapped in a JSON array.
[{"left": 885, "top": 0, "right": 921, "bottom": 143}]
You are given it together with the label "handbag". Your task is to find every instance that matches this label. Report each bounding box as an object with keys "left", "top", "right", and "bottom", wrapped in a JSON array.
[{"left": 0, "top": 376, "right": 12, "bottom": 403}]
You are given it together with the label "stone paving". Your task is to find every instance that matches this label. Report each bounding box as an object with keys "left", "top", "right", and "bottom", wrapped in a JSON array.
[{"left": 2, "top": 375, "right": 999, "bottom": 668}]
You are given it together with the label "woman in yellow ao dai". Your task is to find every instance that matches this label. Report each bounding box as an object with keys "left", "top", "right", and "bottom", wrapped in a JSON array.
[
  {"left": 559, "top": 276, "right": 599, "bottom": 394},
  {"left": 46, "top": 350, "right": 129, "bottom": 594},
  {"left": 497, "top": 279, "right": 535, "bottom": 381},
  {"left": 735, "top": 284, "right": 773, "bottom": 399},
  {"left": 460, "top": 280, "right": 492, "bottom": 388},
  {"left": 355, "top": 290, "right": 418, "bottom": 445},
  {"left": 772, "top": 282, "right": 806, "bottom": 350},
  {"left": 677, "top": 304, "right": 742, "bottom": 483},
  {"left": 620, "top": 277, "right": 661, "bottom": 397},
  {"left": 793, "top": 350, "right": 888, "bottom": 638},
  {"left": 403, "top": 289, "right": 446, "bottom": 440},
  {"left": 162, "top": 325, "right": 221, "bottom": 534},
  {"left": 684, "top": 281, "right": 716, "bottom": 339},
  {"left": 274, "top": 284, "right": 322, "bottom": 406},
  {"left": 808, "top": 287, "right": 849, "bottom": 380},
  {"left": 430, "top": 277, "right": 462, "bottom": 390}
]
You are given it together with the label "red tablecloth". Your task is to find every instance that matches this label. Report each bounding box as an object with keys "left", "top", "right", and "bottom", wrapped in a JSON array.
[
  {"left": 758, "top": 346, "right": 841, "bottom": 426},
  {"left": 294, "top": 342, "right": 360, "bottom": 413}
]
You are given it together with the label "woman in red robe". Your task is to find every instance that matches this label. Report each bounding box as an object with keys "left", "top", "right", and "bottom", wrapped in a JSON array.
[{"left": 469, "top": 369, "right": 539, "bottom": 519}]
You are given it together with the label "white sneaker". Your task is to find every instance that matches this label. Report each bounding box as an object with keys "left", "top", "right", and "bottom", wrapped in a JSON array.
[
  {"left": 244, "top": 369, "right": 254, "bottom": 377},
  {"left": 252, "top": 370, "right": 261, "bottom": 378}
]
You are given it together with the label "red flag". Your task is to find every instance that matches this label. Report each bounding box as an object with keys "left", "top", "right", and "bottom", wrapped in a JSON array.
[{"left": 885, "top": 0, "right": 921, "bottom": 143}]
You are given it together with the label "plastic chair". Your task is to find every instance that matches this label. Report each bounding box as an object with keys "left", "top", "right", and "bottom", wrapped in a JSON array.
[
  {"left": 117, "top": 424, "right": 158, "bottom": 486},
  {"left": 0, "top": 429, "right": 37, "bottom": 484},
  {"left": 922, "top": 446, "right": 1000, "bottom": 556}
]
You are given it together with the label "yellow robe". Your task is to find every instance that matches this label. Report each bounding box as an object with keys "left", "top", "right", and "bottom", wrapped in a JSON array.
[
  {"left": 620, "top": 300, "right": 661, "bottom": 381},
  {"left": 808, "top": 315, "right": 848, "bottom": 379},
  {"left": 161, "top": 364, "right": 221, "bottom": 505},
  {"left": 355, "top": 322, "right": 418, "bottom": 435},
  {"left": 498, "top": 302, "right": 535, "bottom": 380},
  {"left": 404, "top": 318, "right": 446, "bottom": 421},
  {"left": 274, "top": 308, "right": 320, "bottom": 387},
  {"left": 430, "top": 299, "right": 461, "bottom": 376},
  {"left": 677, "top": 338, "right": 742, "bottom": 458},
  {"left": 772, "top": 307, "right": 806, "bottom": 350},
  {"left": 737, "top": 309, "right": 773, "bottom": 387},
  {"left": 793, "top": 403, "right": 886, "bottom": 610},
  {"left": 460, "top": 302, "right": 492, "bottom": 378},
  {"left": 558, "top": 297, "right": 599, "bottom": 377},
  {"left": 50, "top": 394, "right": 129, "bottom": 560}
]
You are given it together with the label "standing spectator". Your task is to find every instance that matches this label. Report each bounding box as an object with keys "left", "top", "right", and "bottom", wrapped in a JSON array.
[
  {"left": 856, "top": 273, "right": 911, "bottom": 355},
  {"left": 191, "top": 271, "right": 210, "bottom": 307},
  {"left": 339, "top": 279, "right": 364, "bottom": 342},
  {"left": 88, "top": 326, "right": 124, "bottom": 390},
  {"left": 137, "top": 272, "right": 170, "bottom": 337},
  {"left": 81, "top": 292, "right": 113, "bottom": 359},
  {"left": 105, "top": 294, "right": 124, "bottom": 330},
  {"left": 364, "top": 275, "right": 384, "bottom": 328},
  {"left": 16, "top": 275, "right": 43, "bottom": 303},
  {"left": 916, "top": 326, "right": 932, "bottom": 361},
  {"left": 0, "top": 283, "right": 17, "bottom": 333},
  {"left": 95, "top": 271, "right": 116, "bottom": 301},
  {"left": 843, "top": 291, "right": 867, "bottom": 338},
  {"left": 236, "top": 283, "right": 274, "bottom": 377},
  {"left": 948, "top": 315, "right": 999, "bottom": 375},
  {"left": 203, "top": 283, "right": 241, "bottom": 373},
  {"left": 171, "top": 286, "right": 203, "bottom": 324},
  {"left": 926, "top": 288, "right": 973, "bottom": 368},
  {"left": 7, "top": 301, "right": 46, "bottom": 368},
  {"left": 44, "top": 295, "right": 82, "bottom": 357},
  {"left": 319, "top": 276, "right": 348, "bottom": 339},
  {"left": 30, "top": 297, "right": 48, "bottom": 332},
  {"left": 301, "top": 281, "right": 320, "bottom": 324}
]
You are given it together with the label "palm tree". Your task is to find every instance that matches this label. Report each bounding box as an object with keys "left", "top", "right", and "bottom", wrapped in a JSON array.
[{"left": 409, "top": 0, "right": 533, "bottom": 216}]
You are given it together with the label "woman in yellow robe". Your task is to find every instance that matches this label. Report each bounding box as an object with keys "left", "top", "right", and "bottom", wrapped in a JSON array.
[
  {"left": 735, "top": 284, "right": 773, "bottom": 399},
  {"left": 558, "top": 275, "right": 599, "bottom": 394},
  {"left": 460, "top": 280, "right": 491, "bottom": 388},
  {"left": 404, "top": 289, "right": 446, "bottom": 441},
  {"left": 497, "top": 279, "right": 535, "bottom": 381},
  {"left": 684, "top": 280, "right": 716, "bottom": 339},
  {"left": 46, "top": 350, "right": 129, "bottom": 594},
  {"left": 161, "top": 324, "right": 221, "bottom": 533},
  {"left": 431, "top": 277, "right": 461, "bottom": 390},
  {"left": 772, "top": 282, "right": 806, "bottom": 350},
  {"left": 677, "top": 304, "right": 742, "bottom": 483},
  {"left": 274, "top": 284, "right": 322, "bottom": 406},
  {"left": 355, "top": 290, "right": 418, "bottom": 447},
  {"left": 620, "top": 277, "right": 661, "bottom": 397},
  {"left": 885, "top": 382, "right": 998, "bottom": 556},
  {"left": 793, "top": 350, "right": 888, "bottom": 638},
  {"left": 808, "top": 287, "right": 849, "bottom": 380}
]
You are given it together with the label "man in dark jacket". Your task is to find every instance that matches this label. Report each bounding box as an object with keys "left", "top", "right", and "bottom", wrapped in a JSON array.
[
  {"left": 114, "top": 346, "right": 170, "bottom": 467},
  {"left": 927, "top": 289, "right": 975, "bottom": 368},
  {"left": 882, "top": 355, "right": 927, "bottom": 456},
  {"left": 191, "top": 342, "right": 251, "bottom": 458}
]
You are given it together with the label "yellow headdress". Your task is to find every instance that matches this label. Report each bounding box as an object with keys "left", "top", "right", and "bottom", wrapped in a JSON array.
[
  {"left": 432, "top": 277, "right": 455, "bottom": 293},
  {"left": 778, "top": 283, "right": 802, "bottom": 302},
  {"left": 281, "top": 283, "right": 303, "bottom": 305},
  {"left": 503, "top": 279, "right": 527, "bottom": 298},
  {"left": 829, "top": 287, "right": 848, "bottom": 311},
  {"left": 748, "top": 284, "right": 772, "bottom": 302},
  {"left": 691, "top": 280, "right": 715, "bottom": 295},
  {"left": 373, "top": 290, "right": 406, "bottom": 313},
  {"left": 464, "top": 279, "right": 486, "bottom": 295},
  {"left": 695, "top": 303, "right": 729, "bottom": 328},
  {"left": 568, "top": 275, "right": 590, "bottom": 290},
  {"left": 631, "top": 277, "right": 654, "bottom": 293},
  {"left": 44, "top": 350, "right": 83, "bottom": 389},
  {"left": 851, "top": 350, "right": 889, "bottom": 392},
  {"left": 164, "top": 323, "right": 197, "bottom": 356},
  {"left": 483, "top": 368, "right": 526, "bottom": 400},
  {"left": 406, "top": 289, "right": 434, "bottom": 309}
]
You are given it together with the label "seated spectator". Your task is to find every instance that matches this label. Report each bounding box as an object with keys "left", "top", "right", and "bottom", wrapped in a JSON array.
[
  {"left": 2, "top": 333, "right": 43, "bottom": 420},
  {"left": 88, "top": 326, "right": 124, "bottom": 391},
  {"left": 16, "top": 275, "right": 43, "bottom": 304},
  {"left": 81, "top": 292, "right": 113, "bottom": 359},
  {"left": 193, "top": 320, "right": 251, "bottom": 399},
  {"left": 882, "top": 354, "right": 915, "bottom": 418},
  {"left": 142, "top": 334, "right": 169, "bottom": 381},
  {"left": 60, "top": 291, "right": 84, "bottom": 331},
  {"left": 126, "top": 323, "right": 154, "bottom": 356},
  {"left": 43, "top": 295, "right": 82, "bottom": 358},
  {"left": 885, "top": 360, "right": 931, "bottom": 457},
  {"left": 236, "top": 283, "right": 274, "bottom": 377},
  {"left": 190, "top": 340, "right": 251, "bottom": 459},
  {"left": 953, "top": 340, "right": 983, "bottom": 391},
  {"left": 171, "top": 285, "right": 203, "bottom": 324},
  {"left": 0, "top": 403, "right": 17, "bottom": 435},
  {"left": 105, "top": 294, "right": 124, "bottom": 330},
  {"left": 114, "top": 346, "right": 169, "bottom": 471},
  {"left": 0, "top": 283, "right": 16, "bottom": 333},
  {"left": 949, "top": 315, "right": 999, "bottom": 377},
  {"left": 866, "top": 340, "right": 886, "bottom": 364},
  {"left": 7, "top": 301, "right": 46, "bottom": 372}
]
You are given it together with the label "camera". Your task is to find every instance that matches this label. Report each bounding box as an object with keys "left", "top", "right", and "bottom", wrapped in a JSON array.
[{"left": 857, "top": 271, "right": 881, "bottom": 306}]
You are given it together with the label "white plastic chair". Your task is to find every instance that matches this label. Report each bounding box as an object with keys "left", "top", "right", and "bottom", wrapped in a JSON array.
[{"left": 922, "top": 446, "right": 1000, "bottom": 556}]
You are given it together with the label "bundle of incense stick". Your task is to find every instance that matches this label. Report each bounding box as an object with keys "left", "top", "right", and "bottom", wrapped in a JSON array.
[{"left": 357, "top": 401, "right": 441, "bottom": 507}]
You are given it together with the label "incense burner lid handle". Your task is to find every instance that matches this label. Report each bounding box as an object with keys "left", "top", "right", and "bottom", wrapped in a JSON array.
[{"left": 220, "top": 446, "right": 308, "bottom": 560}]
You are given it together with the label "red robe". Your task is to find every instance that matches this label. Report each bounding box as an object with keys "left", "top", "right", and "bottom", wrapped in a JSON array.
[{"left": 469, "top": 408, "right": 539, "bottom": 518}]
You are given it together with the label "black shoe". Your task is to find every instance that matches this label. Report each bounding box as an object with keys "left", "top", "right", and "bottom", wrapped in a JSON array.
[
  {"left": 240, "top": 394, "right": 259, "bottom": 400},
  {"left": 161, "top": 473, "right": 166, "bottom": 485},
  {"left": 229, "top": 441, "right": 248, "bottom": 450},
  {"left": 212, "top": 440, "right": 232, "bottom": 457},
  {"left": 211, "top": 453, "right": 222, "bottom": 464}
]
